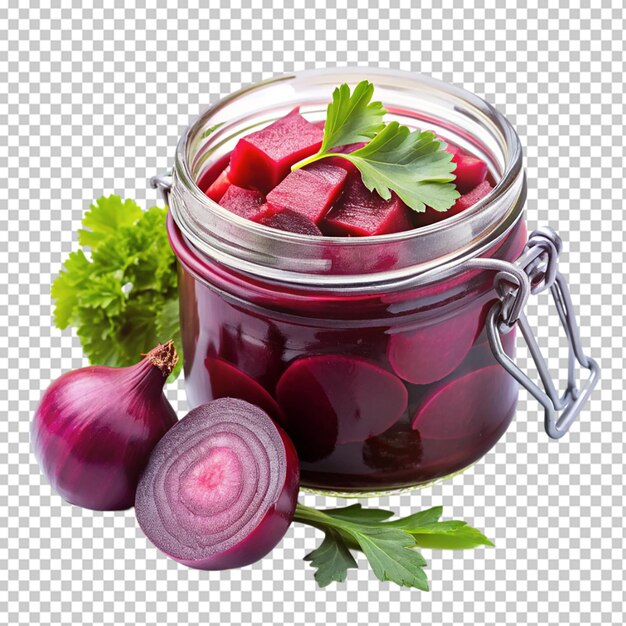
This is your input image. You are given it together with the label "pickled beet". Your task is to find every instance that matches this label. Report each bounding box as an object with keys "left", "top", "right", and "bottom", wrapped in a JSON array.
[
  {"left": 323, "top": 176, "right": 414, "bottom": 236},
  {"left": 414, "top": 180, "right": 494, "bottom": 227},
  {"left": 411, "top": 364, "right": 518, "bottom": 440},
  {"left": 324, "top": 142, "right": 367, "bottom": 175},
  {"left": 219, "top": 318, "right": 286, "bottom": 393},
  {"left": 265, "top": 163, "right": 347, "bottom": 225},
  {"left": 258, "top": 209, "right": 322, "bottom": 235},
  {"left": 218, "top": 185, "right": 267, "bottom": 221},
  {"left": 206, "top": 167, "right": 232, "bottom": 202},
  {"left": 387, "top": 308, "right": 481, "bottom": 385},
  {"left": 451, "top": 152, "right": 488, "bottom": 194},
  {"left": 228, "top": 108, "right": 323, "bottom": 192},
  {"left": 204, "top": 356, "right": 284, "bottom": 422},
  {"left": 276, "top": 355, "right": 408, "bottom": 461}
]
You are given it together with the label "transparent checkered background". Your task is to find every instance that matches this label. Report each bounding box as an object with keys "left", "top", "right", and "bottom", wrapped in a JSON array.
[{"left": 1, "top": 2, "right": 623, "bottom": 625}]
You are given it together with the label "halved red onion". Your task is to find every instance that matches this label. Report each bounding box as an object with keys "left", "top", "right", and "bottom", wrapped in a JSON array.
[{"left": 135, "top": 398, "right": 299, "bottom": 570}]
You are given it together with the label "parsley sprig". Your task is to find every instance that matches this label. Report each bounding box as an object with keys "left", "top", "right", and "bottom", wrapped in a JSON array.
[
  {"left": 51, "top": 196, "right": 182, "bottom": 378},
  {"left": 294, "top": 503, "right": 493, "bottom": 590},
  {"left": 293, "top": 80, "right": 460, "bottom": 212}
]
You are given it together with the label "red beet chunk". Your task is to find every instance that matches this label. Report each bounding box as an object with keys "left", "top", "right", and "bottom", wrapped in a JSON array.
[
  {"left": 265, "top": 162, "right": 347, "bottom": 225},
  {"left": 453, "top": 180, "right": 493, "bottom": 211},
  {"left": 387, "top": 308, "right": 480, "bottom": 385},
  {"left": 452, "top": 152, "right": 488, "bottom": 194},
  {"left": 135, "top": 398, "right": 299, "bottom": 570},
  {"left": 414, "top": 180, "right": 493, "bottom": 227},
  {"left": 259, "top": 209, "right": 322, "bottom": 235},
  {"left": 323, "top": 176, "right": 414, "bottom": 236},
  {"left": 204, "top": 356, "right": 284, "bottom": 422},
  {"left": 444, "top": 142, "right": 462, "bottom": 159},
  {"left": 276, "top": 355, "right": 408, "bottom": 461},
  {"left": 206, "top": 167, "right": 232, "bottom": 202},
  {"left": 325, "top": 142, "right": 367, "bottom": 174},
  {"left": 219, "top": 185, "right": 267, "bottom": 221},
  {"left": 228, "top": 108, "right": 323, "bottom": 192},
  {"left": 411, "top": 365, "right": 518, "bottom": 440}
]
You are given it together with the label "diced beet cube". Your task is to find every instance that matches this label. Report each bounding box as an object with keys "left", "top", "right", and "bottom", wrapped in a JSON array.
[
  {"left": 452, "top": 152, "right": 488, "bottom": 194},
  {"left": 228, "top": 108, "right": 323, "bottom": 192},
  {"left": 414, "top": 180, "right": 493, "bottom": 227},
  {"left": 258, "top": 210, "right": 322, "bottom": 235},
  {"left": 325, "top": 142, "right": 367, "bottom": 175},
  {"left": 265, "top": 163, "right": 347, "bottom": 225},
  {"left": 453, "top": 180, "right": 493, "bottom": 211},
  {"left": 444, "top": 143, "right": 462, "bottom": 159},
  {"left": 323, "top": 176, "right": 414, "bottom": 236},
  {"left": 411, "top": 365, "right": 518, "bottom": 440},
  {"left": 276, "top": 355, "right": 408, "bottom": 462},
  {"left": 387, "top": 307, "right": 481, "bottom": 385},
  {"left": 219, "top": 185, "right": 267, "bottom": 221},
  {"left": 205, "top": 167, "right": 231, "bottom": 202}
]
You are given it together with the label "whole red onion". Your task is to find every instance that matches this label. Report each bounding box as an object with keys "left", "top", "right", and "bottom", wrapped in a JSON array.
[{"left": 31, "top": 341, "right": 179, "bottom": 511}]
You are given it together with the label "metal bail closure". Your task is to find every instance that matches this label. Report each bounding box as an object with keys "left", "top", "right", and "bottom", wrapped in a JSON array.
[
  {"left": 150, "top": 171, "right": 173, "bottom": 205},
  {"left": 465, "top": 227, "right": 600, "bottom": 439}
]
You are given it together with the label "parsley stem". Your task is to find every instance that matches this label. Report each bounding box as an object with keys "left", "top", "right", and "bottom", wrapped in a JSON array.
[
  {"left": 290, "top": 152, "right": 344, "bottom": 171},
  {"left": 293, "top": 503, "right": 363, "bottom": 551}
]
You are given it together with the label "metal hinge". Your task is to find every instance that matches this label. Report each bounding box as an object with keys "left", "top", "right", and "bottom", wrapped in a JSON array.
[{"left": 464, "top": 227, "right": 600, "bottom": 439}]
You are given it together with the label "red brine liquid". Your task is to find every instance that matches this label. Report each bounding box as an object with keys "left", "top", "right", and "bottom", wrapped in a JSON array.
[
  {"left": 170, "top": 113, "right": 526, "bottom": 492},
  {"left": 170, "top": 205, "right": 526, "bottom": 492}
]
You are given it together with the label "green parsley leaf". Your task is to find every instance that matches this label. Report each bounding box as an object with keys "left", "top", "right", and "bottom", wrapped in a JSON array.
[
  {"left": 303, "top": 529, "right": 358, "bottom": 587},
  {"left": 384, "top": 506, "right": 444, "bottom": 529},
  {"left": 348, "top": 526, "right": 430, "bottom": 591},
  {"left": 292, "top": 81, "right": 459, "bottom": 212},
  {"left": 79, "top": 196, "right": 143, "bottom": 248},
  {"left": 336, "top": 122, "right": 460, "bottom": 212},
  {"left": 52, "top": 195, "right": 182, "bottom": 378},
  {"left": 409, "top": 523, "right": 494, "bottom": 550},
  {"left": 318, "top": 80, "right": 387, "bottom": 153},
  {"left": 294, "top": 502, "right": 492, "bottom": 590},
  {"left": 324, "top": 503, "right": 395, "bottom": 525}
]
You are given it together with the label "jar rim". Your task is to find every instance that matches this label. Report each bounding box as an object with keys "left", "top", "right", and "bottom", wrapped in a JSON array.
[{"left": 169, "top": 67, "right": 525, "bottom": 287}]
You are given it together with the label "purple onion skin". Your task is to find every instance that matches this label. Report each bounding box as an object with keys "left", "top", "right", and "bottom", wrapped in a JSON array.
[
  {"left": 135, "top": 398, "right": 300, "bottom": 570},
  {"left": 31, "top": 342, "right": 179, "bottom": 511}
]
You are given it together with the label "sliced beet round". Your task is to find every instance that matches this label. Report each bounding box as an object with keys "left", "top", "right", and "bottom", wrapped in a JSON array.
[
  {"left": 258, "top": 209, "right": 323, "bottom": 235},
  {"left": 276, "top": 355, "right": 408, "bottom": 461},
  {"left": 204, "top": 356, "right": 284, "bottom": 423},
  {"left": 411, "top": 364, "right": 518, "bottom": 440},
  {"left": 387, "top": 309, "right": 481, "bottom": 385},
  {"left": 135, "top": 398, "right": 299, "bottom": 570},
  {"left": 219, "top": 319, "right": 286, "bottom": 393}
]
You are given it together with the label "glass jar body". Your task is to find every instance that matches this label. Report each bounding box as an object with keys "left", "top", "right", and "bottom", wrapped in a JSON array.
[
  {"left": 170, "top": 216, "right": 527, "bottom": 493},
  {"left": 166, "top": 67, "right": 530, "bottom": 494}
]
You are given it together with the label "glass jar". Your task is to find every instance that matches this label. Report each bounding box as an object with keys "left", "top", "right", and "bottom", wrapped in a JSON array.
[{"left": 155, "top": 68, "right": 599, "bottom": 495}]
